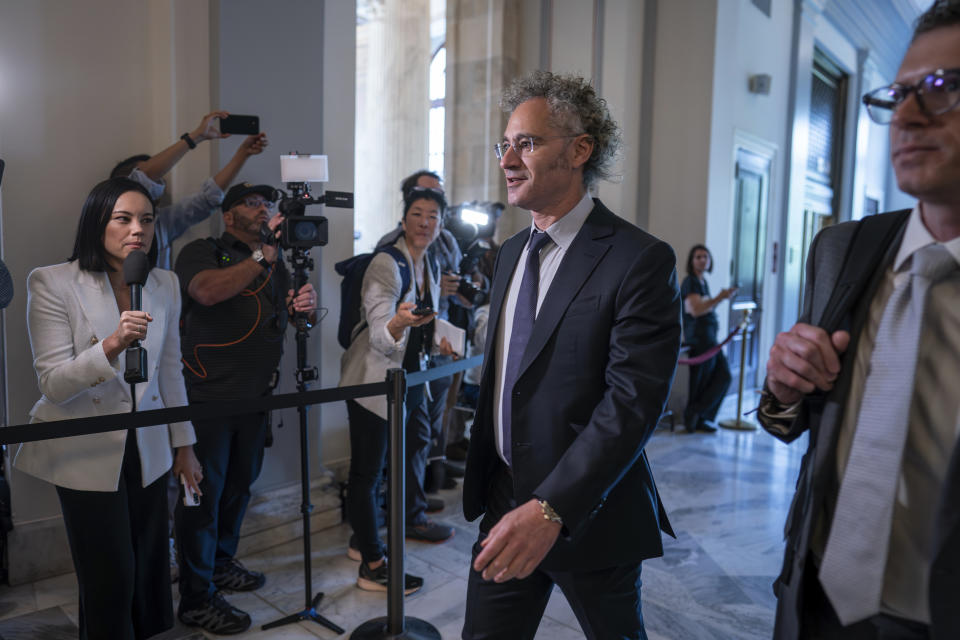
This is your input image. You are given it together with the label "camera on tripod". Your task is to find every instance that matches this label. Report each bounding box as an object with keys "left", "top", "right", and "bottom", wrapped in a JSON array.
[{"left": 261, "top": 154, "right": 354, "bottom": 250}]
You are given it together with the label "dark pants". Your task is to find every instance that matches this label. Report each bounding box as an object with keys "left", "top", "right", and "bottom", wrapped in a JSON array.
[
  {"left": 800, "top": 559, "right": 931, "bottom": 639},
  {"left": 685, "top": 347, "right": 731, "bottom": 429},
  {"left": 175, "top": 411, "right": 268, "bottom": 608},
  {"left": 56, "top": 431, "right": 173, "bottom": 640},
  {"left": 346, "top": 393, "right": 429, "bottom": 563},
  {"left": 462, "top": 464, "right": 648, "bottom": 640}
]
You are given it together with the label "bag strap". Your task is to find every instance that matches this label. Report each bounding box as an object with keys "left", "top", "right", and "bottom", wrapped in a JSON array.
[
  {"left": 817, "top": 209, "right": 910, "bottom": 332},
  {"left": 378, "top": 245, "right": 412, "bottom": 301}
]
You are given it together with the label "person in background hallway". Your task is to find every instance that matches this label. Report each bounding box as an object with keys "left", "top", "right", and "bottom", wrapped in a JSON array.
[
  {"left": 110, "top": 110, "right": 268, "bottom": 270},
  {"left": 461, "top": 70, "right": 681, "bottom": 640},
  {"left": 759, "top": 2, "right": 960, "bottom": 638},
  {"left": 16, "top": 177, "right": 202, "bottom": 640},
  {"left": 680, "top": 244, "right": 736, "bottom": 433}
]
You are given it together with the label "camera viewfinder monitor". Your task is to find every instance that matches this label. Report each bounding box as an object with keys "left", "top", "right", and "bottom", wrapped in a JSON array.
[{"left": 281, "top": 155, "right": 329, "bottom": 183}]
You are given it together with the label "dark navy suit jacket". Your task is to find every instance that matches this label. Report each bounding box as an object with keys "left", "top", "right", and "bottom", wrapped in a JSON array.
[{"left": 463, "top": 199, "right": 682, "bottom": 571}]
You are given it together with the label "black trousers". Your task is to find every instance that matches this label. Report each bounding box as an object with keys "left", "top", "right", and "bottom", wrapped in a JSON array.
[
  {"left": 56, "top": 431, "right": 173, "bottom": 640},
  {"left": 346, "top": 393, "right": 429, "bottom": 563},
  {"left": 685, "top": 347, "right": 731, "bottom": 428},
  {"left": 462, "top": 464, "right": 648, "bottom": 640},
  {"left": 175, "top": 410, "right": 268, "bottom": 608}
]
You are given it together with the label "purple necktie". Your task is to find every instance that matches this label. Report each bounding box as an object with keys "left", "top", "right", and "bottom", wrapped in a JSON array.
[{"left": 501, "top": 230, "right": 552, "bottom": 466}]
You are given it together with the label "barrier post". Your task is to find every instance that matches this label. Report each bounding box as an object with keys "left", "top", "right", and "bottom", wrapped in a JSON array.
[
  {"left": 352, "top": 368, "right": 440, "bottom": 639},
  {"left": 719, "top": 308, "right": 757, "bottom": 431}
]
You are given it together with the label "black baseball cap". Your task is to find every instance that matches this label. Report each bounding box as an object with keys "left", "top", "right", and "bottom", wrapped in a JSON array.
[{"left": 222, "top": 182, "right": 277, "bottom": 212}]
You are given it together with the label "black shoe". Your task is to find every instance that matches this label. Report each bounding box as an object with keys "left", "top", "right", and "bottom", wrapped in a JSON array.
[
  {"left": 357, "top": 560, "right": 424, "bottom": 595},
  {"left": 178, "top": 591, "right": 251, "bottom": 635},
  {"left": 426, "top": 497, "right": 445, "bottom": 513},
  {"left": 406, "top": 519, "right": 454, "bottom": 543},
  {"left": 695, "top": 420, "right": 718, "bottom": 433},
  {"left": 212, "top": 558, "right": 266, "bottom": 592}
]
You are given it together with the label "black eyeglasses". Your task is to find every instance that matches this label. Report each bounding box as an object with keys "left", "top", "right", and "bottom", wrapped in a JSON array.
[{"left": 862, "top": 68, "right": 960, "bottom": 124}]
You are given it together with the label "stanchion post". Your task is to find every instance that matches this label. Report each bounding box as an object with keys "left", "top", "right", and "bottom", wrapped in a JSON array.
[
  {"left": 386, "top": 368, "right": 406, "bottom": 633},
  {"left": 352, "top": 368, "right": 440, "bottom": 640},
  {"left": 719, "top": 308, "right": 757, "bottom": 431}
]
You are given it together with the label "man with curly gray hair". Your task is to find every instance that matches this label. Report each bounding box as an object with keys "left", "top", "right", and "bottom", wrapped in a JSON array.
[{"left": 461, "top": 70, "right": 681, "bottom": 639}]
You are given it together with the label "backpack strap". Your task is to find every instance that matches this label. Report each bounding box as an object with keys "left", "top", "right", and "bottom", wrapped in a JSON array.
[
  {"left": 378, "top": 245, "right": 412, "bottom": 301},
  {"left": 816, "top": 209, "right": 910, "bottom": 332}
]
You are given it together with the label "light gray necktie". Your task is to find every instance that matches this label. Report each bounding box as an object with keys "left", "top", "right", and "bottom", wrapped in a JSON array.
[{"left": 819, "top": 243, "right": 957, "bottom": 625}]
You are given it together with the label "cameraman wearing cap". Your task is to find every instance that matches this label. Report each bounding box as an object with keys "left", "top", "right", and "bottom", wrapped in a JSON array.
[{"left": 172, "top": 183, "right": 316, "bottom": 634}]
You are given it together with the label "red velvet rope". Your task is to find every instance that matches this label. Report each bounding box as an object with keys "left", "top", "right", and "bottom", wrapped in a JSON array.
[{"left": 677, "top": 323, "right": 745, "bottom": 366}]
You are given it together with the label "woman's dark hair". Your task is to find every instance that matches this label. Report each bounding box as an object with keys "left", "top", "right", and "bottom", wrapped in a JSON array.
[
  {"left": 69, "top": 178, "right": 158, "bottom": 272},
  {"left": 400, "top": 169, "right": 441, "bottom": 198},
  {"left": 402, "top": 187, "right": 447, "bottom": 220},
  {"left": 685, "top": 244, "right": 713, "bottom": 276}
]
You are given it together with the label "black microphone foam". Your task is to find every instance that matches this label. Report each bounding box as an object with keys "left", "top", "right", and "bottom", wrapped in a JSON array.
[
  {"left": 0, "top": 258, "right": 13, "bottom": 309},
  {"left": 123, "top": 250, "right": 150, "bottom": 287}
]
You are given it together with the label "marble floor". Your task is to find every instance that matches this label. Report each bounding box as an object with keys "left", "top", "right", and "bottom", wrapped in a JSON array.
[{"left": 0, "top": 392, "right": 807, "bottom": 639}]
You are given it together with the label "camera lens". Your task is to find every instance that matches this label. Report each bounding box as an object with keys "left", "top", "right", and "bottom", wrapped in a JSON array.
[{"left": 294, "top": 220, "right": 319, "bottom": 242}]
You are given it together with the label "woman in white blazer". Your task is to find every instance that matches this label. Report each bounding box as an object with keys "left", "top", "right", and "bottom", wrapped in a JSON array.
[
  {"left": 340, "top": 186, "right": 454, "bottom": 594},
  {"left": 16, "top": 177, "right": 202, "bottom": 640}
]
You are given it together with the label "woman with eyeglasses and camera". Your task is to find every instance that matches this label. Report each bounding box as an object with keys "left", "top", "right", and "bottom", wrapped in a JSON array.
[
  {"left": 340, "top": 184, "right": 457, "bottom": 595},
  {"left": 16, "top": 177, "right": 202, "bottom": 640}
]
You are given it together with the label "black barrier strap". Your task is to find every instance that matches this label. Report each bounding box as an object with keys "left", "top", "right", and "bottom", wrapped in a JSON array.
[
  {"left": 406, "top": 354, "right": 483, "bottom": 387},
  {"left": 1, "top": 354, "right": 484, "bottom": 447}
]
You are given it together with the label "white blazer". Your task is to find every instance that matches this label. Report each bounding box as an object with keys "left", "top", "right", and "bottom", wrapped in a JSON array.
[
  {"left": 340, "top": 236, "right": 441, "bottom": 420},
  {"left": 15, "top": 261, "right": 196, "bottom": 491}
]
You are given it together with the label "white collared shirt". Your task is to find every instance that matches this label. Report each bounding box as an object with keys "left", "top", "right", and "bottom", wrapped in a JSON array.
[{"left": 492, "top": 191, "right": 594, "bottom": 465}]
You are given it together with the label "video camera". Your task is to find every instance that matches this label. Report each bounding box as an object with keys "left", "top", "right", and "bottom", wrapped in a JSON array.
[
  {"left": 444, "top": 201, "right": 504, "bottom": 306},
  {"left": 261, "top": 154, "right": 354, "bottom": 250}
]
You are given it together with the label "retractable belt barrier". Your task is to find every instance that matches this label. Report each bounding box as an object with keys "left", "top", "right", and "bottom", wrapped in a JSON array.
[{"left": 0, "top": 355, "right": 484, "bottom": 447}]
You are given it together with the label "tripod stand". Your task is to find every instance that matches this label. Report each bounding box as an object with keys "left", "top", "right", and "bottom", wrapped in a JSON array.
[{"left": 262, "top": 248, "right": 344, "bottom": 635}]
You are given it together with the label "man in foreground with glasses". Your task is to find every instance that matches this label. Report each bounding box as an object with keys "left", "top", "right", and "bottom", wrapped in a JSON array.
[
  {"left": 172, "top": 183, "right": 317, "bottom": 634},
  {"left": 759, "top": 2, "right": 960, "bottom": 638},
  {"left": 461, "top": 70, "right": 681, "bottom": 639}
]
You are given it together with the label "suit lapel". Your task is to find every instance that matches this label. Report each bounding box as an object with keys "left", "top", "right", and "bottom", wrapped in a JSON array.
[
  {"left": 481, "top": 232, "right": 525, "bottom": 378},
  {"left": 75, "top": 267, "right": 122, "bottom": 353},
  {"left": 140, "top": 271, "right": 165, "bottom": 384},
  {"left": 518, "top": 206, "right": 613, "bottom": 377}
]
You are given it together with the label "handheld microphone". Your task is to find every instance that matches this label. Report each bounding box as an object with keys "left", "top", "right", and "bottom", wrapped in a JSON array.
[
  {"left": 123, "top": 250, "right": 150, "bottom": 384},
  {"left": 0, "top": 258, "right": 12, "bottom": 310}
]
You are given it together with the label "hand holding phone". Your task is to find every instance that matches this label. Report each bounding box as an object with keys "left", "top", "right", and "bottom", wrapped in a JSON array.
[
  {"left": 219, "top": 114, "right": 260, "bottom": 135},
  {"left": 412, "top": 306, "right": 434, "bottom": 316},
  {"left": 181, "top": 473, "right": 200, "bottom": 507}
]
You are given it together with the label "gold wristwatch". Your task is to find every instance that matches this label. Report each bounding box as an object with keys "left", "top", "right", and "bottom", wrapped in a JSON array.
[{"left": 536, "top": 499, "right": 563, "bottom": 525}]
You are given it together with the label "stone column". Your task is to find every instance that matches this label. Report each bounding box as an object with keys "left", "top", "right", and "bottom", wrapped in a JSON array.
[
  {"left": 444, "top": 0, "right": 523, "bottom": 242},
  {"left": 355, "top": 0, "right": 432, "bottom": 252}
]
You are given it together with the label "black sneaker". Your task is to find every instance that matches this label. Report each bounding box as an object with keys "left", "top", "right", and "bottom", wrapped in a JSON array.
[
  {"left": 357, "top": 560, "right": 424, "bottom": 595},
  {"left": 178, "top": 591, "right": 251, "bottom": 635},
  {"left": 405, "top": 519, "right": 454, "bottom": 543},
  {"left": 212, "top": 558, "right": 266, "bottom": 592}
]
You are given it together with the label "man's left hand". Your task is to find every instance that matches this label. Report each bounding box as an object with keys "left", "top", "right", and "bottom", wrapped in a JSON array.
[
  {"left": 473, "top": 499, "right": 561, "bottom": 582},
  {"left": 288, "top": 283, "right": 316, "bottom": 315}
]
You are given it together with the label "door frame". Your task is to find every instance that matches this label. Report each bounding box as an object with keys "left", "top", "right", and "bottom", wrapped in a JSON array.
[{"left": 730, "top": 130, "right": 778, "bottom": 388}]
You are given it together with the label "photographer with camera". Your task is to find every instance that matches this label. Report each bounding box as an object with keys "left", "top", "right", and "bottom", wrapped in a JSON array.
[
  {"left": 341, "top": 185, "right": 457, "bottom": 594},
  {"left": 110, "top": 111, "right": 269, "bottom": 270},
  {"left": 172, "top": 183, "right": 316, "bottom": 634}
]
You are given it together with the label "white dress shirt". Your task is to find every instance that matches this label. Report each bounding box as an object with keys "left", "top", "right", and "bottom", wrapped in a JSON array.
[{"left": 492, "top": 192, "right": 594, "bottom": 465}]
